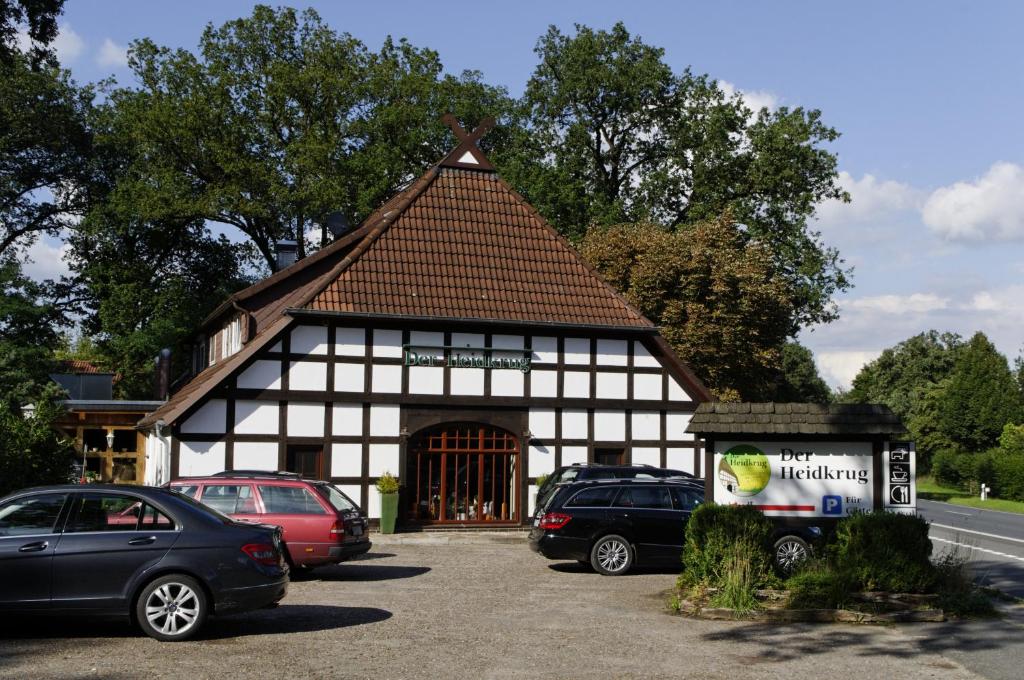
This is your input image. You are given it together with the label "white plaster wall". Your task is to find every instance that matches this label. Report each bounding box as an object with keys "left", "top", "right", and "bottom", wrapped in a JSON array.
[
  {"left": 367, "top": 489, "right": 381, "bottom": 519},
  {"left": 596, "top": 339, "right": 628, "bottom": 366},
  {"left": 368, "top": 443, "right": 399, "bottom": 477},
  {"left": 633, "top": 341, "right": 660, "bottom": 368},
  {"left": 288, "top": 361, "right": 327, "bottom": 392},
  {"left": 564, "top": 337, "right": 590, "bottom": 365},
  {"left": 668, "top": 377, "right": 693, "bottom": 402},
  {"left": 235, "top": 400, "right": 279, "bottom": 435},
  {"left": 527, "top": 484, "right": 539, "bottom": 516},
  {"left": 530, "top": 370, "right": 557, "bottom": 397},
  {"left": 332, "top": 403, "right": 363, "bottom": 436},
  {"left": 180, "top": 399, "right": 226, "bottom": 434},
  {"left": 633, "top": 373, "right": 663, "bottom": 400},
  {"left": 596, "top": 372, "right": 627, "bottom": 399},
  {"left": 492, "top": 334, "right": 524, "bottom": 350},
  {"left": 369, "top": 404, "right": 400, "bottom": 436},
  {"left": 529, "top": 408, "right": 555, "bottom": 439},
  {"left": 291, "top": 325, "right": 329, "bottom": 355},
  {"left": 561, "top": 409, "right": 588, "bottom": 439},
  {"left": 667, "top": 447, "right": 695, "bottom": 475},
  {"left": 335, "top": 483, "right": 362, "bottom": 506},
  {"left": 236, "top": 361, "right": 282, "bottom": 391},
  {"left": 562, "top": 371, "right": 590, "bottom": 398},
  {"left": 531, "top": 336, "right": 557, "bottom": 364},
  {"left": 372, "top": 329, "right": 403, "bottom": 358},
  {"left": 371, "top": 365, "right": 402, "bottom": 393},
  {"left": 450, "top": 368, "right": 484, "bottom": 395},
  {"left": 632, "top": 447, "right": 660, "bottom": 467},
  {"left": 331, "top": 442, "right": 362, "bottom": 477},
  {"left": 334, "top": 362, "right": 364, "bottom": 392},
  {"left": 179, "top": 441, "right": 225, "bottom": 476},
  {"left": 336, "top": 327, "right": 365, "bottom": 356},
  {"left": 287, "top": 402, "right": 325, "bottom": 437},
  {"left": 491, "top": 370, "right": 524, "bottom": 397},
  {"left": 561, "top": 446, "right": 588, "bottom": 466},
  {"left": 631, "top": 411, "right": 661, "bottom": 440},
  {"left": 450, "top": 333, "right": 484, "bottom": 358},
  {"left": 409, "top": 365, "right": 444, "bottom": 395},
  {"left": 593, "top": 409, "right": 626, "bottom": 441},
  {"left": 409, "top": 330, "right": 443, "bottom": 348},
  {"left": 667, "top": 412, "right": 693, "bottom": 441},
  {"left": 232, "top": 442, "right": 278, "bottom": 471},
  {"left": 269, "top": 340, "right": 282, "bottom": 353},
  {"left": 529, "top": 443, "right": 554, "bottom": 477}
]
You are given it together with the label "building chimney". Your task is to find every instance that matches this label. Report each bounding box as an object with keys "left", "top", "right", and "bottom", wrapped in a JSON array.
[
  {"left": 154, "top": 348, "right": 171, "bottom": 401},
  {"left": 275, "top": 240, "right": 298, "bottom": 270},
  {"left": 324, "top": 211, "right": 351, "bottom": 240}
]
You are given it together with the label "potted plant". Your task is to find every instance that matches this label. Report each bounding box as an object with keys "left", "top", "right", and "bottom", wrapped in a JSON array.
[{"left": 376, "top": 471, "right": 400, "bottom": 534}]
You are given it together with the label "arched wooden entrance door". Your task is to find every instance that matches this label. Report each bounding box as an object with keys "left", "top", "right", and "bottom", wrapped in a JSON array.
[{"left": 407, "top": 423, "right": 520, "bottom": 525}]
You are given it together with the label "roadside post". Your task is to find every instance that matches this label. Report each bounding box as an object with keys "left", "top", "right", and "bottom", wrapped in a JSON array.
[{"left": 687, "top": 403, "right": 914, "bottom": 528}]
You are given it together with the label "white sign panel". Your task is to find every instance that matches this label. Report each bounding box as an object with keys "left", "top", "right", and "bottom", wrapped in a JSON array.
[
  {"left": 714, "top": 441, "right": 873, "bottom": 518},
  {"left": 883, "top": 441, "right": 917, "bottom": 515}
]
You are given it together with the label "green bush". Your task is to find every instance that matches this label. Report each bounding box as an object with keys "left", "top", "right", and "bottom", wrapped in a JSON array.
[
  {"left": 933, "top": 552, "right": 995, "bottom": 617},
  {"left": 0, "top": 401, "right": 75, "bottom": 496},
  {"left": 830, "top": 512, "right": 936, "bottom": 593},
  {"left": 932, "top": 447, "right": 1024, "bottom": 501},
  {"left": 681, "top": 503, "right": 774, "bottom": 588},
  {"left": 991, "top": 452, "right": 1024, "bottom": 501},
  {"left": 784, "top": 561, "right": 855, "bottom": 610},
  {"left": 708, "top": 539, "right": 762, "bottom": 612}
]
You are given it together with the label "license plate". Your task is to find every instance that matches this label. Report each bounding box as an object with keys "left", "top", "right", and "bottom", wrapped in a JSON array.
[
  {"left": 351, "top": 525, "right": 363, "bottom": 536},
  {"left": 533, "top": 519, "right": 539, "bottom": 527}
]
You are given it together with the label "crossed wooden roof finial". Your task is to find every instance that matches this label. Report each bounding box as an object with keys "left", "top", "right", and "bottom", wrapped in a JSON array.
[{"left": 439, "top": 114, "right": 496, "bottom": 170}]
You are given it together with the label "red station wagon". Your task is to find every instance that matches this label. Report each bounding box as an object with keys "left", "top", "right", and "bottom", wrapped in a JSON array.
[{"left": 170, "top": 471, "right": 371, "bottom": 570}]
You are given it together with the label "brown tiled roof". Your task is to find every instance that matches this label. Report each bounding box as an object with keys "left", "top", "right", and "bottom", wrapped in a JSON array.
[
  {"left": 687, "top": 402, "right": 907, "bottom": 436},
  {"left": 304, "top": 168, "right": 652, "bottom": 327},
  {"left": 57, "top": 360, "right": 105, "bottom": 374}
]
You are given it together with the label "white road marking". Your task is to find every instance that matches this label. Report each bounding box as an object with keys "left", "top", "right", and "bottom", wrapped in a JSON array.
[
  {"left": 930, "top": 522, "right": 1024, "bottom": 545},
  {"left": 930, "top": 536, "right": 1024, "bottom": 564},
  {"left": 945, "top": 510, "right": 972, "bottom": 516}
]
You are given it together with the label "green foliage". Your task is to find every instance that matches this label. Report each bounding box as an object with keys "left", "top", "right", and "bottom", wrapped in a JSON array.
[
  {"left": 937, "top": 332, "right": 1024, "bottom": 451},
  {"left": 0, "top": 398, "right": 75, "bottom": 496},
  {"left": 933, "top": 552, "right": 996, "bottom": 617},
  {"left": 681, "top": 503, "right": 774, "bottom": 587},
  {"left": 517, "top": 22, "right": 849, "bottom": 329},
  {"left": 375, "top": 471, "right": 399, "bottom": 495},
  {"left": 707, "top": 540, "right": 762, "bottom": 612},
  {"left": 775, "top": 342, "right": 833, "bottom": 403},
  {"left": 830, "top": 512, "right": 935, "bottom": 593},
  {"left": 0, "top": 50, "right": 93, "bottom": 258},
  {"left": 784, "top": 561, "right": 855, "bottom": 609},
  {"left": 1001, "top": 423, "right": 1024, "bottom": 455},
  {"left": 580, "top": 218, "right": 794, "bottom": 400},
  {"left": 0, "top": 0, "right": 66, "bottom": 65}
]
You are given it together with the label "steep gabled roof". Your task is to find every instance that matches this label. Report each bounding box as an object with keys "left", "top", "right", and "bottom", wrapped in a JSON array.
[{"left": 687, "top": 402, "right": 907, "bottom": 436}]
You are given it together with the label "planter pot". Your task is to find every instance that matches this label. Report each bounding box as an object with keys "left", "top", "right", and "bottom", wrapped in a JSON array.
[{"left": 379, "top": 492, "right": 398, "bottom": 534}]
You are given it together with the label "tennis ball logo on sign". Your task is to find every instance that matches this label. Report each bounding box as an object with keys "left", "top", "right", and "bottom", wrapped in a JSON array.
[{"left": 718, "top": 444, "right": 771, "bottom": 497}]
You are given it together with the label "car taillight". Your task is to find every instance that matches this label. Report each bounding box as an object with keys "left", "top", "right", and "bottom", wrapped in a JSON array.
[
  {"left": 538, "top": 512, "right": 571, "bottom": 530},
  {"left": 241, "top": 543, "right": 278, "bottom": 566},
  {"left": 329, "top": 519, "right": 344, "bottom": 539}
]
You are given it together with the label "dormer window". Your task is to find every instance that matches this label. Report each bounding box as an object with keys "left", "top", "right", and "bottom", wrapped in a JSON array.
[{"left": 221, "top": 315, "right": 243, "bottom": 360}]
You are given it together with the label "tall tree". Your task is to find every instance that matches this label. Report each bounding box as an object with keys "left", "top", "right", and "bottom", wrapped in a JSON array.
[
  {"left": 0, "top": 51, "right": 93, "bottom": 259},
  {"left": 104, "top": 5, "right": 519, "bottom": 273},
  {"left": 0, "top": 398, "right": 75, "bottom": 495},
  {"left": 775, "top": 342, "right": 833, "bottom": 403},
  {"left": 937, "top": 332, "right": 1023, "bottom": 451},
  {"left": 580, "top": 217, "right": 794, "bottom": 400},
  {"left": 0, "top": 0, "right": 65, "bottom": 65},
  {"left": 513, "top": 23, "right": 849, "bottom": 330}
]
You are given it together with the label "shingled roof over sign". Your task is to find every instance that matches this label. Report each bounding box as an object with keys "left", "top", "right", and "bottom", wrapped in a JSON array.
[{"left": 686, "top": 402, "right": 907, "bottom": 436}]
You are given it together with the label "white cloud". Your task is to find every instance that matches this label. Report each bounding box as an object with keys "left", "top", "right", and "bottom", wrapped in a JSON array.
[
  {"left": 22, "top": 236, "right": 72, "bottom": 282},
  {"left": 816, "top": 171, "right": 920, "bottom": 228},
  {"left": 965, "top": 285, "right": 1024, "bottom": 314},
  {"left": 96, "top": 38, "right": 128, "bottom": 68},
  {"left": 15, "top": 22, "right": 85, "bottom": 63},
  {"left": 814, "top": 350, "right": 882, "bottom": 389},
  {"left": 922, "top": 162, "right": 1024, "bottom": 241},
  {"left": 846, "top": 293, "right": 949, "bottom": 315},
  {"left": 718, "top": 80, "right": 779, "bottom": 115}
]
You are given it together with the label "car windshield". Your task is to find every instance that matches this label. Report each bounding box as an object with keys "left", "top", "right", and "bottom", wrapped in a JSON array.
[
  {"left": 318, "top": 484, "right": 359, "bottom": 513},
  {"left": 166, "top": 489, "right": 236, "bottom": 525}
]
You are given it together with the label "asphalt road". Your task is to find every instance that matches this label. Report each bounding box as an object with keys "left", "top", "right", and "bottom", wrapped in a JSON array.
[{"left": 919, "top": 499, "right": 1024, "bottom": 598}]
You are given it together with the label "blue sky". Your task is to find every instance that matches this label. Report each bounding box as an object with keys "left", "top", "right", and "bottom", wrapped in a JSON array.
[{"left": 22, "top": 1, "right": 1024, "bottom": 387}]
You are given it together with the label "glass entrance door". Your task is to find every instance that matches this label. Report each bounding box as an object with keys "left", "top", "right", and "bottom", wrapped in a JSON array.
[{"left": 407, "top": 424, "right": 520, "bottom": 524}]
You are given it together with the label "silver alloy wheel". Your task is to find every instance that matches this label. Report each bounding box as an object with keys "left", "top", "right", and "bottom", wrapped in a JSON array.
[
  {"left": 144, "top": 582, "right": 200, "bottom": 636},
  {"left": 776, "top": 539, "right": 809, "bottom": 572},
  {"left": 596, "top": 538, "right": 629, "bottom": 573}
]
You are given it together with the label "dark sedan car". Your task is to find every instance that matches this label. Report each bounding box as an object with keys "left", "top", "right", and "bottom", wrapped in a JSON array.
[
  {"left": 530, "top": 478, "right": 704, "bottom": 575},
  {"left": 0, "top": 485, "right": 288, "bottom": 641}
]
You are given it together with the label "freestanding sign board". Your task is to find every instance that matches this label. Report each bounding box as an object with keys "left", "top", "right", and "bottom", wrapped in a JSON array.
[{"left": 688, "top": 402, "right": 914, "bottom": 523}]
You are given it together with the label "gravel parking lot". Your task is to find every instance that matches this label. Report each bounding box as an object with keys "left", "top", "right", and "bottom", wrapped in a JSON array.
[{"left": 0, "top": 538, "right": 1019, "bottom": 679}]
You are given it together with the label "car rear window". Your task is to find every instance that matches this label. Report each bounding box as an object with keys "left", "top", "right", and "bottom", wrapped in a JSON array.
[
  {"left": 172, "top": 484, "right": 199, "bottom": 499},
  {"left": 564, "top": 486, "right": 619, "bottom": 508},
  {"left": 317, "top": 484, "right": 359, "bottom": 513},
  {"left": 614, "top": 486, "right": 673, "bottom": 509},
  {"left": 258, "top": 485, "right": 327, "bottom": 514}
]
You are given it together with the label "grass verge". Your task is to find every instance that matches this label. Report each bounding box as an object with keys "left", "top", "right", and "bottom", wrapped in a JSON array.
[{"left": 918, "top": 476, "right": 1024, "bottom": 514}]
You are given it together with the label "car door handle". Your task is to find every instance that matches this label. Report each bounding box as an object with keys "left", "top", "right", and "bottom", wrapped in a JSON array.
[
  {"left": 128, "top": 536, "right": 157, "bottom": 545},
  {"left": 18, "top": 541, "right": 48, "bottom": 552}
]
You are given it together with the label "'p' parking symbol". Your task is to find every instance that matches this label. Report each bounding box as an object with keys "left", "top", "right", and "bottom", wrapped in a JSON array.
[{"left": 822, "top": 495, "right": 843, "bottom": 515}]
